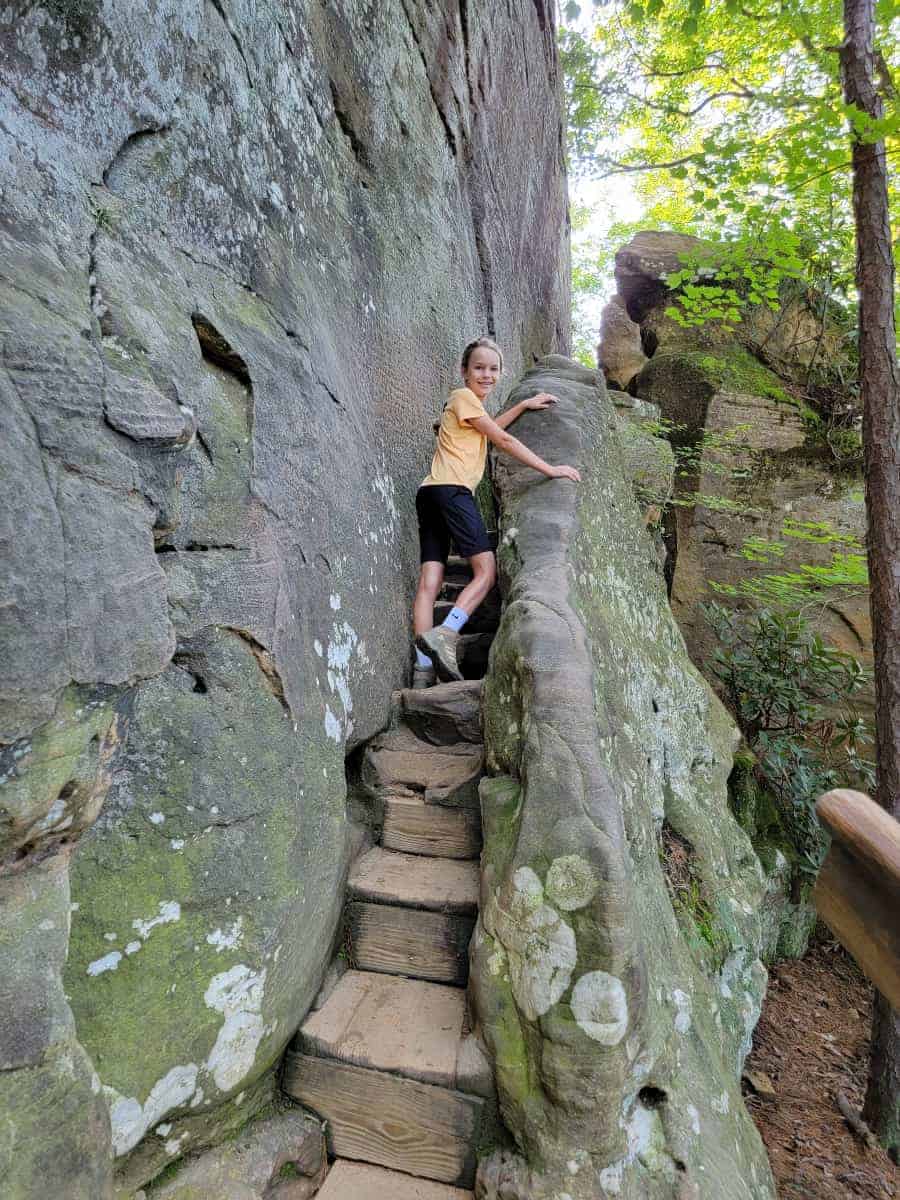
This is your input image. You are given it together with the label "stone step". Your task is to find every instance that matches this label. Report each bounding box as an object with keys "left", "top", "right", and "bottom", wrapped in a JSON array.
[
  {"left": 285, "top": 972, "right": 484, "bottom": 1186},
  {"left": 347, "top": 901, "right": 474, "bottom": 985},
  {"left": 348, "top": 847, "right": 479, "bottom": 915},
  {"left": 317, "top": 1160, "right": 473, "bottom": 1200},
  {"left": 382, "top": 794, "right": 482, "bottom": 860},
  {"left": 393, "top": 680, "right": 483, "bottom": 747},
  {"left": 363, "top": 729, "right": 483, "bottom": 808}
]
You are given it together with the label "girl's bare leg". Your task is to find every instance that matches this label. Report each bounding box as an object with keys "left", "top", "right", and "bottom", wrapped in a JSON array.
[
  {"left": 454, "top": 551, "right": 496, "bottom": 617},
  {"left": 413, "top": 560, "right": 445, "bottom": 636}
]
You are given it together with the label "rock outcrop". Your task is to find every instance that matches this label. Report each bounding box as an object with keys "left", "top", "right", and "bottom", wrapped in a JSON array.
[
  {"left": 599, "top": 233, "right": 869, "bottom": 956},
  {"left": 0, "top": 4, "right": 568, "bottom": 1194},
  {"left": 471, "top": 357, "right": 777, "bottom": 1199}
]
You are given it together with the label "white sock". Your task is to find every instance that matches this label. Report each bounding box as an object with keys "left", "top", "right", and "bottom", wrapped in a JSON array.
[
  {"left": 442, "top": 605, "right": 469, "bottom": 633},
  {"left": 415, "top": 647, "right": 433, "bottom": 669}
]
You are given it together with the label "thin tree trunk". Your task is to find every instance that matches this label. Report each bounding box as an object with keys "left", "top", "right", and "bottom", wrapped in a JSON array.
[{"left": 842, "top": 0, "right": 900, "bottom": 1160}]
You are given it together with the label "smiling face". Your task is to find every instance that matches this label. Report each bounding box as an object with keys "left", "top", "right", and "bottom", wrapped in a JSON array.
[{"left": 463, "top": 345, "right": 502, "bottom": 401}]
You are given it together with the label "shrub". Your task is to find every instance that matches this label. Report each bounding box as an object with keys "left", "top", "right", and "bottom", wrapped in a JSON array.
[{"left": 704, "top": 602, "right": 874, "bottom": 876}]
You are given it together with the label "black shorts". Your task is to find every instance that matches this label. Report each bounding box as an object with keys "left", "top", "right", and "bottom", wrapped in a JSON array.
[{"left": 416, "top": 485, "right": 492, "bottom": 563}]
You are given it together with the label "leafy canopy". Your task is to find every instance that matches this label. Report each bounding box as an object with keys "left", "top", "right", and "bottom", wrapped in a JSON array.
[{"left": 560, "top": 0, "right": 900, "bottom": 333}]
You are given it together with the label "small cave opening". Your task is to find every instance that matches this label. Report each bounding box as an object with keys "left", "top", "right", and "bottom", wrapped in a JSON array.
[
  {"left": 638, "top": 1085, "right": 669, "bottom": 1109},
  {"left": 191, "top": 313, "right": 252, "bottom": 386}
]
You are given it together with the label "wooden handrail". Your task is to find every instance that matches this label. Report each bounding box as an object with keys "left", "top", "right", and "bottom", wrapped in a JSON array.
[{"left": 813, "top": 788, "right": 900, "bottom": 1011}]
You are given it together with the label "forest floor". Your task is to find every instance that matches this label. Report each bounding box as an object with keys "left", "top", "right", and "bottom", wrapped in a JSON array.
[{"left": 745, "top": 930, "right": 898, "bottom": 1198}]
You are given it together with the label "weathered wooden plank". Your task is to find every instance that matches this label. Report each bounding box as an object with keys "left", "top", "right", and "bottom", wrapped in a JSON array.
[
  {"left": 296, "top": 970, "right": 466, "bottom": 1088},
  {"left": 816, "top": 788, "right": 900, "bottom": 882},
  {"left": 348, "top": 901, "right": 474, "bottom": 985},
  {"left": 349, "top": 848, "right": 479, "bottom": 915},
  {"left": 317, "top": 1160, "right": 473, "bottom": 1200},
  {"left": 814, "top": 840, "right": 900, "bottom": 1011},
  {"left": 283, "top": 1054, "right": 482, "bottom": 1188},
  {"left": 383, "top": 795, "right": 482, "bottom": 860}
]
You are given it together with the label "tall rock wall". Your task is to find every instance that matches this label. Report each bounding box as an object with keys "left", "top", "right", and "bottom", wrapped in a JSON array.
[
  {"left": 0, "top": 4, "right": 568, "bottom": 1195},
  {"left": 472, "top": 358, "right": 777, "bottom": 1199}
]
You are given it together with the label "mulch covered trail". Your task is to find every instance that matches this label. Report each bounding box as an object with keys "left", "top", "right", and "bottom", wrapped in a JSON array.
[{"left": 744, "top": 933, "right": 898, "bottom": 1198}]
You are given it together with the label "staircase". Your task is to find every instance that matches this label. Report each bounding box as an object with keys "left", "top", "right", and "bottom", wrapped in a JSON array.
[{"left": 283, "top": 558, "right": 501, "bottom": 1198}]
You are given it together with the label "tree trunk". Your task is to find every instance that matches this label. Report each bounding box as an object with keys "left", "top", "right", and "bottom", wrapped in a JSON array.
[{"left": 842, "top": 0, "right": 900, "bottom": 1161}]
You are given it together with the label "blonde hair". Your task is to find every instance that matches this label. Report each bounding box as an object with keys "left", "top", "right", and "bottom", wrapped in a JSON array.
[{"left": 461, "top": 337, "right": 504, "bottom": 374}]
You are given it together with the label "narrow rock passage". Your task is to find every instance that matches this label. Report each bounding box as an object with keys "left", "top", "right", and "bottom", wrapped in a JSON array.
[{"left": 283, "top": 558, "right": 501, "bottom": 1197}]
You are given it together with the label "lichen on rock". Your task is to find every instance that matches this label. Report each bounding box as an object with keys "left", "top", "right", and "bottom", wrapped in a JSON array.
[{"left": 472, "top": 356, "right": 776, "bottom": 1199}]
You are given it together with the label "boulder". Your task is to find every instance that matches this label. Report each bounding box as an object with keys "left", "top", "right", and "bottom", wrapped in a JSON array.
[
  {"left": 614, "top": 231, "right": 846, "bottom": 387},
  {"left": 141, "top": 1106, "right": 325, "bottom": 1200},
  {"left": 471, "top": 358, "right": 776, "bottom": 1199},
  {"left": 597, "top": 295, "right": 648, "bottom": 389}
]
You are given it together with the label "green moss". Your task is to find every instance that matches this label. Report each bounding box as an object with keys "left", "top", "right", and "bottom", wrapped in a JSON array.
[
  {"left": 683, "top": 347, "right": 789, "bottom": 404},
  {"left": 478, "top": 776, "right": 522, "bottom": 878}
]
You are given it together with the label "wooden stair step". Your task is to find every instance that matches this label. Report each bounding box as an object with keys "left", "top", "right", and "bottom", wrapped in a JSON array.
[
  {"left": 317, "top": 1160, "right": 473, "bottom": 1199},
  {"left": 294, "top": 970, "right": 467, "bottom": 1086},
  {"left": 283, "top": 1054, "right": 482, "bottom": 1187},
  {"left": 395, "top": 680, "right": 484, "bottom": 747},
  {"left": 383, "top": 795, "right": 482, "bottom": 860},
  {"left": 349, "top": 848, "right": 479, "bottom": 915},
  {"left": 286, "top": 973, "right": 484, "bottom": 1186},
  {"left": 347, "top": 900, "right": 474, "bottom": 985},
  {"left": 363, "top": 728, "right": 483, "bottom": 808}
]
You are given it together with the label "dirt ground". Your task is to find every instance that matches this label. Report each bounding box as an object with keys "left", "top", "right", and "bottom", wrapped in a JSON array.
[{"left": 744, "top": 932, "right": 898, "bottom": 1198}]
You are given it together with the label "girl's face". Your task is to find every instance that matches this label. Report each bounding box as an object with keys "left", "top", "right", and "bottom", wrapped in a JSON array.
[{"left": 463, "top": 347, "right": 502, "bottom": 401}]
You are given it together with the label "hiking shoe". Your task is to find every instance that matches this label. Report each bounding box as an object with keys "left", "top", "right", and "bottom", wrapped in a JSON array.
[
  {"left": 411, "top": 664, "right": 436, "bottom": 690},
  {"left": 416, "top": 626, "right": 463, "bottom": 682}
]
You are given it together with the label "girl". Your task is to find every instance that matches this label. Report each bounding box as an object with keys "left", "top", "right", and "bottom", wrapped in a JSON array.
[{"left": 413, "top": 338, "right": 581, "bottom": 687}]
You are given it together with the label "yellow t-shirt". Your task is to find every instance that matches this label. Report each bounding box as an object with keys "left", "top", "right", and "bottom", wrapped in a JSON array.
[{"left": 421, "top": 387, "right": 488, "bottom": 492}]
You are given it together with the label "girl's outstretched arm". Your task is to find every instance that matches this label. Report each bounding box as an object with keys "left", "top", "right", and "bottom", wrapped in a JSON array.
[
  {"left": 468, "top": 413, "right": 581, "bottom": 481},
  {"left": 492, "top": 392, "right": 559, "bottom": 431}
]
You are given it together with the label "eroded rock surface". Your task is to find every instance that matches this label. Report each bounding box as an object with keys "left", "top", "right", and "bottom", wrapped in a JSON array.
[
  {"left": 0, "top": 4, "right": 567, "bottom": 1193},
  {"left": 471, "top": 357, "right": 776, "bottom": 1199}
]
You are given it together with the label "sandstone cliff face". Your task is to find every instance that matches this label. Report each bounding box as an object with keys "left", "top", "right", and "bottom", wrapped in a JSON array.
[
  {"left": 473, "top": 358, "right": 776, "bottom": 1199},
  {"left": 0, "top": 4, "right": 568, "bottom": 1194}
]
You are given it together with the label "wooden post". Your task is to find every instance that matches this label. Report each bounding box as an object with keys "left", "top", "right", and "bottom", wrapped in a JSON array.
[{"left": 814, "top": 789, "right": 900, "bottom": 1012}]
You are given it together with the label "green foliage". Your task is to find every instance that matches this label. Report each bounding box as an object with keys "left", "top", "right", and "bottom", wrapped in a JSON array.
[
  {"left": 705, "top": 603, "right": 874, "bottom": 875},
  {"left": 714, "top": 519, "right": 868, "bottom": 610},
  {"left": 560, "top": 0, "right": 900, "bottom": 351},
  {"left": 659, "top": 823, "right": 729, "bottom": 968}
]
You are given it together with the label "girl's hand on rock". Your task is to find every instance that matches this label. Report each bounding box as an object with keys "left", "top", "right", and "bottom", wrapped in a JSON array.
[
  {"left": 525, "top": 392, "right": 559, "bottom": 410},
  {"left": 551, "top": 465, "right": 581, "bottom": 482}
]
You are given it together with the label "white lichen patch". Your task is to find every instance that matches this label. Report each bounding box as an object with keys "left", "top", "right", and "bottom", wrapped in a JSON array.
[
  {"left": 672, "top": 988, "right": 692, "bottom": 1034},
  {"left": 133, "top": 901, "right": 181, "bottom": 940},
  {"left": 546, "top": 854, "right": 600, "bottom": 911},
  {"left": 485, "top": 867, "right": 576, "bottom": 1020},
  {"left": 87, "top": 951, "right": 122, "bottom": 976},
  {"left": 687, "top": 1103, "right": 701, "bottom": 1135},
  {"left": 711, "top": 1091, "right": 730, "bottom": 1115},
  {"left": 104, "top": 1064, "right": 199, "bottom": 1156},
  {"left": 149, "top": 812, "right": 165, "bottom": 825},
  {"left": 571, "top": 971, "right": 629, "bottom": 1044},
  {"left": 124, "top": 941, "right": 141, "bottom": 956},
  {"left": 203, "top": 965, "right": 267, "bottom": 1092},
  {"left": 206, "top": 918, "right": 244, "bottom": 953},
  {"left": 329, "top": 593, "right": 341, "bottom": 611},
  {"left": 324, "top": 705, "right": 342, "bottom": 743}
]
